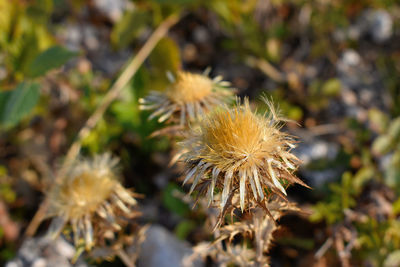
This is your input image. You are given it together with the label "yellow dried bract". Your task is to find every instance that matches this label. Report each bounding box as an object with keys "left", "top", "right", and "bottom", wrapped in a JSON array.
[
  {"left": 139, "top": 70, "right": 235, "bottom": 126},
  {"left": 47, "top": 153, "right": 137, "bottom": 250},
  {"left": 181, "top": 98, "right": 306, "bottom": 212}
]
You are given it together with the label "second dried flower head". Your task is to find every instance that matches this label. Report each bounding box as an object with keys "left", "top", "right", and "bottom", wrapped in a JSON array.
[{"left": 139, "top": 70, "right": 235, "bottom": 126}]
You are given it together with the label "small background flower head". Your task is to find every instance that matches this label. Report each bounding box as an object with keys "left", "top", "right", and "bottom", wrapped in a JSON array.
[
  {"left": 139, "top": 69, "right": 235, "bottom": 126},
  {"left": 180, "top": 97, "right": 308, "bottom": 217},
  {"left": 46, "top": 153, "right": 138, "bottom": 251}
]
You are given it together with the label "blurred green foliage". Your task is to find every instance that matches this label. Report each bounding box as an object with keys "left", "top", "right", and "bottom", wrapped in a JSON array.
[
  {"left": 162, "top": 182, "right": 190, "bottom": 216},
  {"left": 27, "top": 45, "right": 78, "bottom": 78},
  {"left": 0, "top": 1, "right": 78, "bottom": 130},
  {"left": 312, "top": 114, "right": 400, "bottom": 265},
  {"left": 0, "top": 82, "right": 40, "bottom": 128},
  {"left": 0, "top": 0, "right": 54, "bottom": 81}
]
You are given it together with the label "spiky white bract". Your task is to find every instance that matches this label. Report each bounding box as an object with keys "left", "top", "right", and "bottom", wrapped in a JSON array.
[
  {"left": 47, "top": 153, "right": 137, "bottom": 250},
  {"left": 181, "top": 98, "right": 305, "bottom": 213},
  {"left": 139, "top": 70, "right": 235, "bottom": 126}
]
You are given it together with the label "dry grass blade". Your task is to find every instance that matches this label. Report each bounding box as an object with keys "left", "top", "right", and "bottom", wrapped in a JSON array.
[{"left": 63, "top": 13, "right": 180, "bottom": 168}]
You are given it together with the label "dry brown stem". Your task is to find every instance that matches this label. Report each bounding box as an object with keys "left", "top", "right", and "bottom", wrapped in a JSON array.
[{"left": 63, "top": 13, "right": 179, "bottom": 167}]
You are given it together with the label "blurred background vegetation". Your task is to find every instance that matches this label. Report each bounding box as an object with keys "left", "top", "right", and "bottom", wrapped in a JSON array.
[{"left": 0, "top": 0, "right": 400, "bottom": 266}]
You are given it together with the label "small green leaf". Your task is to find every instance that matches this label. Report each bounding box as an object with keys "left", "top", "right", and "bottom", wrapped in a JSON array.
[
  {"left": 287, "top": 106, "right": 303, "bottom": 121},
  {"left": 388, "top": 117, "right": 400, "bottom": 141},
  {"left": 0, "top": 82, "right": 40, "bottom": 127},
  {"left": 384, "top": 165, "right": 400, "bottom": 189},
  {"left": 393, "top": 198, "right": 400, "bottom": 215},
  {"left": 322, "top": 78, "right": 341, "bottom": 96},
  {"left": 174, "top": 220, "right": 196, "bottom": 240},
  {"left": 149, "top": 37, "right": 181, "bottom": 75},
  {"left": 372, "top": 135, "right": 393, "bottom": 155},
  {"left": 368, "top": 108, "right": 389, "bottom": 134},
  {"left": 28, "top": 45, "right": 78, "bottom": 78},
  {"left": 353, "top": 167, "right": 374, "bottom": 193},
  {"left": 384, "top": 250, "right": 400, "bottom": 267},
  {"left": 147, "top": 37, "right": 181, "bottom": 91},
  {"left": 162, "top": 183, "right": 190, "bottom": 216},
  {"left": 26, "top": 0, "right": 53, "bottom": 22}
]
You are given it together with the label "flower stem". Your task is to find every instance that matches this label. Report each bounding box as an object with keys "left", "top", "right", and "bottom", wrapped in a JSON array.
[
  {"left": 63, "top": 13, "right": 180, "bottom": 168},
  {"left": 117, "top": 248, "right": 136, "bottom": 267}
]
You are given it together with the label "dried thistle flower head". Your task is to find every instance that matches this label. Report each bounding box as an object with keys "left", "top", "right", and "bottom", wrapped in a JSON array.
[
  {"left": 47, "top": 153, "right": 138, "bottom": 251},
  {"left": 181, "top": 98, "right": 307, "bottom": 213},
  {"left": 139, "top": 69, "right": 235, "bottom": 126}
]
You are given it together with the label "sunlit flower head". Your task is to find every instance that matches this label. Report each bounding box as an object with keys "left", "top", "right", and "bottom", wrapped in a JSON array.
[
  {"left": 139, "top": 69, "right": 235, "bottom": 126},
  {"left": 47, "top": 153, "right": 137, "bottom": 250},
  {"left": 180, "top": 98, "right": 307, "bottom": 212}
]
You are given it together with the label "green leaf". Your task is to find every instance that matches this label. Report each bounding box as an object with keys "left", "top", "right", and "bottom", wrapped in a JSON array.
[
  {"left": 384, "top": 165, "right": 400, "bottom": 189},
  {"left": 384, "top": 250, "right": 400, "bottom": 267},
  {"left": 0, "top": 82, "right": 40, "bottom": 127},
  {"left": 287, "top": 106, "right": 303, "bottom": 121},
  {"left": 147, "top": 37, "right": 181, "bottom": 91},
  {"left": 149, "top": 37, "right": 181, "bottom": 75},
  {"left": 174, "top": 220, "right": 196, "bottom": 240},
  {"left": 393, "top": 198, "right": 400, "bottom": 215},
  {"left": 27, "top": 45, "right": 78, "bottom": 78},
  {"left": 26, "top": 0, "right": 53, "bottom": 22},
  {"left": 162, "top": 183, "right": 190, "bottom": 216},
  {"left": 353, "top": 167, "right": 374, "bottom": 193},
  {"left": 368, "top": 108, "right": 389, "bottom": 134},
  {"left": 372, "top": 135, "right": 393, "bottom": 155},
  {"left": 388, "top": 117, "right": 400, "bottom": 141},
  {"left": 322, "top": 78, "right": 342, "bottom": 96}
]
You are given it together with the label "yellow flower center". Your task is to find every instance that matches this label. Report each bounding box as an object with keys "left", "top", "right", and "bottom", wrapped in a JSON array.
[
  {"left": 58, "top": 172, "right": 117, "bottom": 219},
  {"left": 198, "top": 104, "right": 279, "bottom": 171},
  {"left": 166, "top": 72, "right": 213, "bottom": 104}
]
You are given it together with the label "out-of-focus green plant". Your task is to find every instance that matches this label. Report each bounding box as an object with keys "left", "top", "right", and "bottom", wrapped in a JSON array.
[
  {"left": 311, "top": 114, "right": 400, "bottom": 266},
  {"left": 80, "top": 36, "right": 182, "bottom": 155},
  {"left": 0, "top": 166, "right": 17, "bottom": 263},
  {"left": 0, "top": 0, "right": 54, "bottom": 82},
  {"left": 0, "top": 166, "right": 16, "bottom": 204},
  {"left": 357, "top": 217, "right": 400, "bottom": 266},
  {"left": 0, "top": 83, "right": 40, "bottom": 128},
  {"left": 0, "top": 1, "right": 78, "bottom": 130},
  {"left": 371, "top": 116, "right": 400, "bottom": 192},
  {"left": 306, "top": 78, "right": 342, "bottom": 111},
  {"left": 311, "top": 172, "right": 357, "bottom": 224}
]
